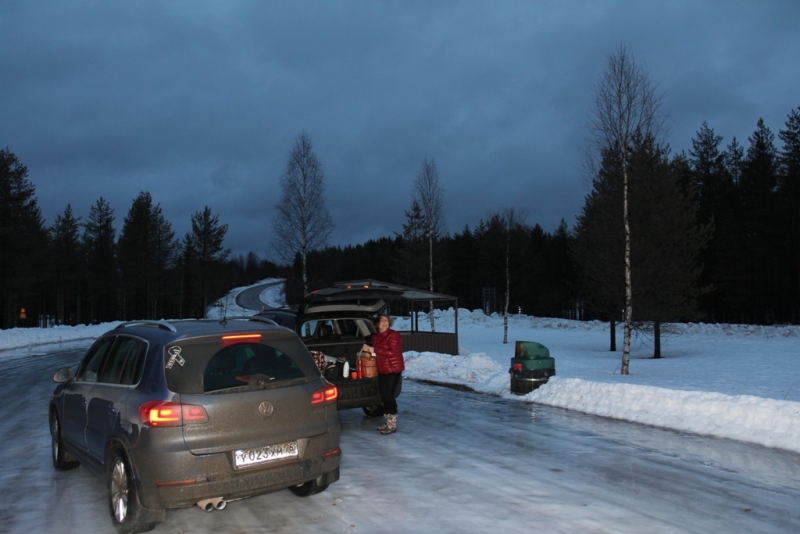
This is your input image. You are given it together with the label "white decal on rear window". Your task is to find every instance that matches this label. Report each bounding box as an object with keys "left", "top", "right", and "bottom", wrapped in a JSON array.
[{"left": 166, "top": 346, "right": 186, "bottom": 369}]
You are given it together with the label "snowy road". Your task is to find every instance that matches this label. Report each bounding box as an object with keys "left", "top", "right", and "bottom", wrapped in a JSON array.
[
  {"left": 234, "top": 280, "right": 284, "bottom": 312},
  {"left": 3, "top": 342, "right": 799, "bottom": 533}
]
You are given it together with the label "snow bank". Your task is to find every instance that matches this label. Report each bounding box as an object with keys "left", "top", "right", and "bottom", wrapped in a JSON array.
[{"left": 525, "top": 378, "right": 800, "bottom": 452}]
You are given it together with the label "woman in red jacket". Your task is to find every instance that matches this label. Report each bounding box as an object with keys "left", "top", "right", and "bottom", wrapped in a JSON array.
[{"left": 362, "top": 314, "right": 404, "bottom": 434}]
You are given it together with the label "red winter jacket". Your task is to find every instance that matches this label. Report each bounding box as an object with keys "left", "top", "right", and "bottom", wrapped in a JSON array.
[{"left": 371, "top": 328, "right": 404, "bottom": 374}]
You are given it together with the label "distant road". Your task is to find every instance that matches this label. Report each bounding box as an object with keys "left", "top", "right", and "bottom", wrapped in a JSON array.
[{"left": 235, "top": 280, "right": 283, "bottom": 311}]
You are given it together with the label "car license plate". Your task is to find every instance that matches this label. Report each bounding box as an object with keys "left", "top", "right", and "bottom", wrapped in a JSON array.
[{"left": 234, "top": 441, "right": 298, "bottom": 468}]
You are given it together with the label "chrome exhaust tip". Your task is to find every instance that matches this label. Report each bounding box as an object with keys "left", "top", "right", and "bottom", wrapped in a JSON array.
[{"left": 197, "top": 497, "right": 225, "bottom": 512}]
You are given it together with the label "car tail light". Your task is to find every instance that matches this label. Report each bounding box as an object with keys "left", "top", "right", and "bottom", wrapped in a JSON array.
[
  {"left": 139, "top": 401, "right": 209, "bottom": 427},
  {"left": 311, "top": 384, "right": 338, "bottom": 405}
]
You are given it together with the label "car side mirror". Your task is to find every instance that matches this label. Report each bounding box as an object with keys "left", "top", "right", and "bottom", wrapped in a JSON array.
[{"left": 53, "top": 367, "right": 73, "bottom": 383}]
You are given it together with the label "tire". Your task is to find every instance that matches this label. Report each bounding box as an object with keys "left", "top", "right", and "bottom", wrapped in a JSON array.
[
  {"left": 50, "top": 411, "right": 79, "bottom": 470},
  {"left": 289, "top": 479, "right": 328, "bottom": 497},
  {"left": 108, "top": 449, "right": 165, "bottom": 534},
  {"left": 362, "top": 405, "right": 384, "bottom": 418}
]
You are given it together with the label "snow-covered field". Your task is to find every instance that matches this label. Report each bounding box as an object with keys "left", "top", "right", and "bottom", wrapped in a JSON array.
[{"left": 2, "top": 279, "right": 798, "bottom": 454}]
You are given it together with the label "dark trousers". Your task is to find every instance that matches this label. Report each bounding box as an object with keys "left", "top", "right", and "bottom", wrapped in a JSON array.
[{"left": 378, "top": 372, "right": 402, "bottom": 415}]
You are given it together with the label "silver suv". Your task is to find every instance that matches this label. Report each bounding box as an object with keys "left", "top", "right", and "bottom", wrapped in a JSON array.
[{"left": 49, "top": 317, "right": 341, "bottom": 533}]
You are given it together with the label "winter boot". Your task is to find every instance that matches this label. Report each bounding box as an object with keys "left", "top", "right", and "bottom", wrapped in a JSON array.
[{"left": 378, "top": 414, "right": 397, "bottom": 435}]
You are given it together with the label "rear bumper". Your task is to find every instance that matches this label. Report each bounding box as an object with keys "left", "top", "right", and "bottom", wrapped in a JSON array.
[
  {"left": 139, "top": 452, "right": 341, "bottom": 509},
  {"left": 129, "top": 422, "right": 341, "bottom": 510}
]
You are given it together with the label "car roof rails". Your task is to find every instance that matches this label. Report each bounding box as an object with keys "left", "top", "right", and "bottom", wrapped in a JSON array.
[{"left": 115, "top": 320, "right": 178, "bottom": 333}]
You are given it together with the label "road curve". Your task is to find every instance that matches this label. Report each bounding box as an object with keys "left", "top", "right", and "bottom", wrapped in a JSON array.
[{"left": 235, "top": 280, "right": 284, "bottom": 311}]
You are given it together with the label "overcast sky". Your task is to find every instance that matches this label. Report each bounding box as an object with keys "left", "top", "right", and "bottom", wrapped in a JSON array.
[{"left": 2, "top": 1, "right": 799, "bottom": 259}]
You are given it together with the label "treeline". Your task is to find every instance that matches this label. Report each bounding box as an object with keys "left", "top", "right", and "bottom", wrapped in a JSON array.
[
  {"left": 687, "top": 115, "right": 800, "bottom": 324},
  {"left": 3, "top": 107, "right": 799, "bottom": 329},
  {"left": 287, "top": 108, "right": 800, "bottom": 327},
  {"left": 283, "top": 219, "right": 574, "bottom": 318},
  {"left": 0, "top": 147, "right": 282, "bottom": 328}
]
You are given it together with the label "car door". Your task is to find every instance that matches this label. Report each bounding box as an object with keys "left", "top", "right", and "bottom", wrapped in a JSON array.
[
  {"left": 85, "top": 336, "right": 145, "bottom": 465},
  {"left": 61, "top": 337, "right": 114, "bottom": 454}
]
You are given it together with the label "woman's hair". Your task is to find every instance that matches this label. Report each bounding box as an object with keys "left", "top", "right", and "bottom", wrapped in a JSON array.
[{"left": 375, "top": 313, "right": 394, "bottom": 327}]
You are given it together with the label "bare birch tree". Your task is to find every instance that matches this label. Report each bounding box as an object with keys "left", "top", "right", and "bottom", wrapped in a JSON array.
[
  {"left": 502, "top": 208, "right": 528, "bottom": 344},
  {"left": 413, "top": 157, "right": 446, "bottom": 331},
  {"left": 273, "top": 133, "right": 333, "bottom": 296},
  {"left": 587, "top": 45, "right": 666, "bottom": 375}
]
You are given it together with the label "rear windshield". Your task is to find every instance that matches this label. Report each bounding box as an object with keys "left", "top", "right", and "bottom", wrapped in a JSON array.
[{"left": 163, "top": 336, "right": 318, "bottom": 394}]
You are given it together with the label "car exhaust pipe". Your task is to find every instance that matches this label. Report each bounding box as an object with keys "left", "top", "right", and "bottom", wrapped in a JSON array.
[{"left": 197, "top": 497, "right": 226, "bottom": 512}]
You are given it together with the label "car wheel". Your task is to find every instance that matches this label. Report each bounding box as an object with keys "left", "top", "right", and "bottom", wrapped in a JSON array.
[
  {"left": 289, "top": 480, "right": 328, "bottom": 497},
  {"left": 108, "top": 449, "right": 164, "bottom": 534},
  {"left": 50, "top": 411, "right": 79, "bottom": 470},
  {"left": 362, "top": 405, "right": 384, "bottom": 418}
]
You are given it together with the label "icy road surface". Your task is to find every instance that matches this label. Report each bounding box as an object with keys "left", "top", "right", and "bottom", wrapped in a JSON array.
[{"left": 2, "top": 342, "right": 799, "bottom": 533}]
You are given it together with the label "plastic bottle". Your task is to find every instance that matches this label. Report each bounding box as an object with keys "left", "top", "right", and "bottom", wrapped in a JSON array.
[{"left": 357, "top": 359, "right": 363, "bottom": 379}]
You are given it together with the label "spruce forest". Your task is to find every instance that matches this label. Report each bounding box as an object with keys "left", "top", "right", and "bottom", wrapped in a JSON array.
[{"left": 2, "top": 106, "right": 799, "bottom": 330}]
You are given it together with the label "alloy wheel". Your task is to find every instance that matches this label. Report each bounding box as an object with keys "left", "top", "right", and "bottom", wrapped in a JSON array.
[{"left": 110, "top": 457, "right": 129, "bottom": 523}]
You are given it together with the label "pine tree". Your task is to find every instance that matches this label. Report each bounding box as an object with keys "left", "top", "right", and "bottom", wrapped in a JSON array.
[
  {"left": 49, "top": 205, "right": 83, "bottom": 325},
  {"left": 713, "top": 137, "right": 749, "bottom": 321},
  {"left": 474, "top": 215, "right": 506, "bottom": 315},
  {"left": 688, "top": 123, "right": 738, "bottom": 321},
  {"left": 83, "top": 197, "right": 118, "bottom": 323},
  {"left": 0, "top": 148, "right": 47, "bottom": 328},
  {"left": 574, "top": 134, "right": 711, "bottom": 357},
  {"left": 572, "top": 146, "right": 626, "bottom": 350},
  {"left": 448, "top": 225, "right": 479, "bottom": 310},
  {"left": 628, "top": 136, "right": 712, "bottom": 356},
  {"left": 538, "top": 220, "right": 576, "bottom": 319},
  {"left": 393, "top": 200, "right": 427, "bottom": 289},
  {"left": 118, "top": 192, "right": 176, "bottom": 319},
  {"left": 182, "top": 206, "right": 230, "bottom": 317},
  {"left": 778, "top": 108, "right": 800, "bottom": 322},
  {"left": 150, "top": 204, "right": 176, "bottom": 318},
  {"left": 740, "top": 119, "right": 780, "bottom": 323}
]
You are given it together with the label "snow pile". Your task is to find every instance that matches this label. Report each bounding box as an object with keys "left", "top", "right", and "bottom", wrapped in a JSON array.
[
  {"left": 404, "top": 351, "right": 510, "bottom": 394},
  {"left": 526, "top": 378, "right": 800, "bottom": 453},
  {"left": 2, "top": 280, "right": 799, "bottom": 454},
  {"left": 0, "top": 322, "right": 121, "bottom": 350}
]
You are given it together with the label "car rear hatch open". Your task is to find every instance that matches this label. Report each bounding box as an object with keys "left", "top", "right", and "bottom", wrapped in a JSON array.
[{"left": 300, "top": 280, "right": 460, "bottom": 355}]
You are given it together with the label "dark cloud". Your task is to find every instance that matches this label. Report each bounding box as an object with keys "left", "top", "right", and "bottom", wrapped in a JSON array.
[{"left": 2, "top": 1, "right": 798, "bottom": 258}]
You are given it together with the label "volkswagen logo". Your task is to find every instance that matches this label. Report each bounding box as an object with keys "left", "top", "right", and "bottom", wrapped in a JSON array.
[{"left": 258, "top": 401, "right": 274, "bottom": 417}]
